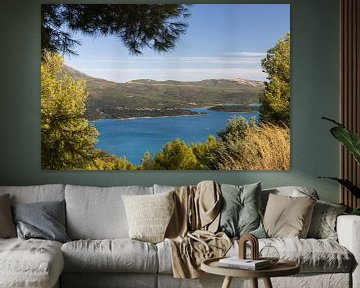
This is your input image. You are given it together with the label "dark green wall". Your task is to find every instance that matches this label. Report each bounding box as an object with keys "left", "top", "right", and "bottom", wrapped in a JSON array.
[{"left": 0, "top": 0, "right": 340, "bottom": 202}]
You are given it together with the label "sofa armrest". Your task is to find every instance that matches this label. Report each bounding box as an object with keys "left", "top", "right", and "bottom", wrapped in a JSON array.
[{"left": 337, "top": 215, "right": 360, "bottom": 288}]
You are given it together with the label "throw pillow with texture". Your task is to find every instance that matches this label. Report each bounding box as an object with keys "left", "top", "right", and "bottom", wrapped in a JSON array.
[
  {"left": 0, "top": 194, "right": 16, "bottom": 238},
  {"left": 218, "top": 182, "right": 266, "bottom": 238},
  {"left": 307, "top": 200, "right": 347, "bottom": 240},
  {"left": 12, "top": 200, "right": 70, "bottom": 243},
  {"left": 122, "top": 190, "right": 175, "bottom": 243},
  {"left": 263, "top": 193, "right": 316, "bottom": 238}
]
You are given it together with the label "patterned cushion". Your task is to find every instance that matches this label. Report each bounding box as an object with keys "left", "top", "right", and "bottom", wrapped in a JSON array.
[{"left": 307, "top": 200, "right": 347, "bottom": 240}]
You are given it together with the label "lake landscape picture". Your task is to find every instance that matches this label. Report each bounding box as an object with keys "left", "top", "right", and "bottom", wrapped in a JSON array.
[{"left": 41, "top": 4, "right": 290, "bottom": 170}]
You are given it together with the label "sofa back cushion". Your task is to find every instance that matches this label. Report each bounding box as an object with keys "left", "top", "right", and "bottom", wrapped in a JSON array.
[
  {"left": 65, "top": 185, "right": 153, "bottom": 239},
  {"left": 0, "top": 185, "right": 65, "bottom": 204},
  {"left": 153, "top": 184, "right": 176, "bottom": 194},
  {"left": 0, "top": 194, "right": 17, "bottom": 238}
]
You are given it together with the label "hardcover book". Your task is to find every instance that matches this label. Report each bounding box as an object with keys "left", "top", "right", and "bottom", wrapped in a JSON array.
[{"left": 218, "top": 257, "right": 271, "bottom": 270}]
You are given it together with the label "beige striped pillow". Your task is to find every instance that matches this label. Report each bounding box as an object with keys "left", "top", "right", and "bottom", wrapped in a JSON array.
[{"left": 122, "top": 191, "right": 175, "bottom": 243}]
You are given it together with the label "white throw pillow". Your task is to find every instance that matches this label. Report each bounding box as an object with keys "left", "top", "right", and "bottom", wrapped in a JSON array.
[{"left": 122, "top": 191, "right": 175, "bottom": 243}]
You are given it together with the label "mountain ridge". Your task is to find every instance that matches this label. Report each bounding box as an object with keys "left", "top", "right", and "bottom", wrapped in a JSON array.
[{"left": 63, "top": 65, "right": 264, "bottom": 120}]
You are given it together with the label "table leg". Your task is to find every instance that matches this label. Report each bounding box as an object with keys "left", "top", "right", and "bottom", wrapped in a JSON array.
[
  {"left": 251, "top": 278, "right": 258, "bottom": 288},
  {"left": 221, "top": 276, "right": 233, "bottom": 288},
  {"left": 263, "top": 277, "right": 273, "bottom": 288}
]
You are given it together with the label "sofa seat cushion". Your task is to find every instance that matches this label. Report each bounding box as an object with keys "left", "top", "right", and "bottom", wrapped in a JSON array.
[
  {"left": 0, "top": 238, "right": 64, "bottom": 288},
  {"left": 62, "top": 239, "right": 158, "bottom": 273},
  {"left": 157, "top": 238, "right": 354, "bottom": 274},
  {"left": 229, "top": 238, "right": 354, "bottom": 273}
]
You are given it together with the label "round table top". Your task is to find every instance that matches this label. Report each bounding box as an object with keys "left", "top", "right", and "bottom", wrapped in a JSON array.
[{"left": 201, "top": 257, "right": 300, "bottom": 278}]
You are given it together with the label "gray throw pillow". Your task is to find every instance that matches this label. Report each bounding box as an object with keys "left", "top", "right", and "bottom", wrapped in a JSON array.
[
  {"left": 0, "top": 194, "right": 16, "bottom": 238},
  {"left": 12, "top": 200, "right": 70, "bottom": 243},
  {"left": 307, "top": 200, "right": 347, "bottom": 240},
  {"left": 218, "top": 182, "right": 266, "bottom": 238}
]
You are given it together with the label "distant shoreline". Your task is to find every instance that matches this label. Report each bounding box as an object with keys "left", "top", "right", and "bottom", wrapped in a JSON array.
[
  {"left": 92, "top": 113, "right": 206, "bottom": 122},
  {"left": 87, "top": 108, "right": 204, "bottom": 121},
  {"left": 89, "top": 104, "right": 259, "bottom": 121},
  {"left": 209, "top": 104, "right": 259, "bottom": 113}
]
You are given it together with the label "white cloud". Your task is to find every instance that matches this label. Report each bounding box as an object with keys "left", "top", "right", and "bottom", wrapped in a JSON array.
[
  {"left": 66, "top": 52, "right": 266, "bottom": 66},
  {"left": 80, "top": 67, "right": 267, "bottom": 82},
  {"left": 222, "top": 52, "right": 267, "bottom": 57},
  {"left": 177, "top": 56, "right": 262, "bottom": 65},
  {"left": 65, "top": 51, "right": 269, "bottom": 82}
]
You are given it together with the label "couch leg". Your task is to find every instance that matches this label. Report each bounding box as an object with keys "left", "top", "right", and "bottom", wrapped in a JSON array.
[
  {"left": 263, "top": 277, "right": 273, "bottom": 288},
  {"left": 222, "top": 276, "right": 232, "bottom": 288}
]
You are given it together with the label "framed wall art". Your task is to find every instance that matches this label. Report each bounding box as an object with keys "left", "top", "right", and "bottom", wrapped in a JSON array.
[{"left": 41, "top": 4, "right": 290, "bottom": 170}]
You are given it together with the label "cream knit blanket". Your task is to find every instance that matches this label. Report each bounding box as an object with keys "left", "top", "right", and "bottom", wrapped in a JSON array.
[{"left": 165, "top": 180, "right": 231, "bottom": 278}]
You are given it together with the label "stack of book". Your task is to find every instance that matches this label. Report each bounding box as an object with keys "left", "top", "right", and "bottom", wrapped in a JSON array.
[{"left": 218, "top": 257, "right": 271, "bottom": 270}]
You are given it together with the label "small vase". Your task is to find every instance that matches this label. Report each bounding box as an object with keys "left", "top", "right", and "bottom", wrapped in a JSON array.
[{"left": 259, "top": 245, "right": 280, "bottom": 265}]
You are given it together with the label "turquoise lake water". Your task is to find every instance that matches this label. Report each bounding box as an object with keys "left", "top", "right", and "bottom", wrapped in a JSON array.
[{"left": 92, "top": 108, "right": 259, "bottom": 164}]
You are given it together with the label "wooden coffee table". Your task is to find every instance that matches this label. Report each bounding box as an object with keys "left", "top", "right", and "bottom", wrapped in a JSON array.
[{"left": 201, "top": 257, "right": 300, "bottom": 288}]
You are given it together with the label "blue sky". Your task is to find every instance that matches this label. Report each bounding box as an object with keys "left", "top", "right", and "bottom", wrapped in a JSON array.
[{"left": 65, "top": 4, "right": 290, "bottom": 82}]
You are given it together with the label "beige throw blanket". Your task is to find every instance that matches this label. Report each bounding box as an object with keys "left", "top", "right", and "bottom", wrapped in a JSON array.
[{"left": 165, "top": 181, "right": 231, "bottom": 279}]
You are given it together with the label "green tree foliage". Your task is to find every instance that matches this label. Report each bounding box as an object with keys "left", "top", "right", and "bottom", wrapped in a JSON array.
[
  {"left": 41, "top": 4, "right": 190, "bottom": 56},
  {"left": 41, "top": 52, "right": 136, "bottom": 170},
  {"left": 140, "top": 151, "right": 156, "bottom": 170},
  {"left": 191, "top": 136, "right": 218, "bottom": 169},
  {"left": 92, "top": 150, "right": 136, "bottom": 170},
  {"left": 141, "top": 139, "right": 203, "bottom": 170},
  {"left": 208, "top": 117, "right": 255, "bottom": 170},
  {"left": 137, "top": 116, "right": 290, "bottom": 171},
  {"left": 192, "top": 117, "right": 255, "bottom": 170},
  {"left": 41, "top": 52, "right": 99, "bottom": 169},
  {"left": 153, "top": 139, "right": 200, "bottom": 170},
  {"left": 260, "top": 32, "right": 290, "bottom": 126},
  {"left": 217, "top": 116, "right": 251, "bottom": 141}
]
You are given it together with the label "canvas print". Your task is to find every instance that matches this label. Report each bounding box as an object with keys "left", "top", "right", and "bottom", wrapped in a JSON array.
[{"left": 41, "top": 4, "right": 290, "bottom": 170}]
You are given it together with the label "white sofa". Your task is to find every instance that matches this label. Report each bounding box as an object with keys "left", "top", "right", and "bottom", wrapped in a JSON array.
[{"left": 0, "top": 184, "right": 358, "bottom": 288}]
